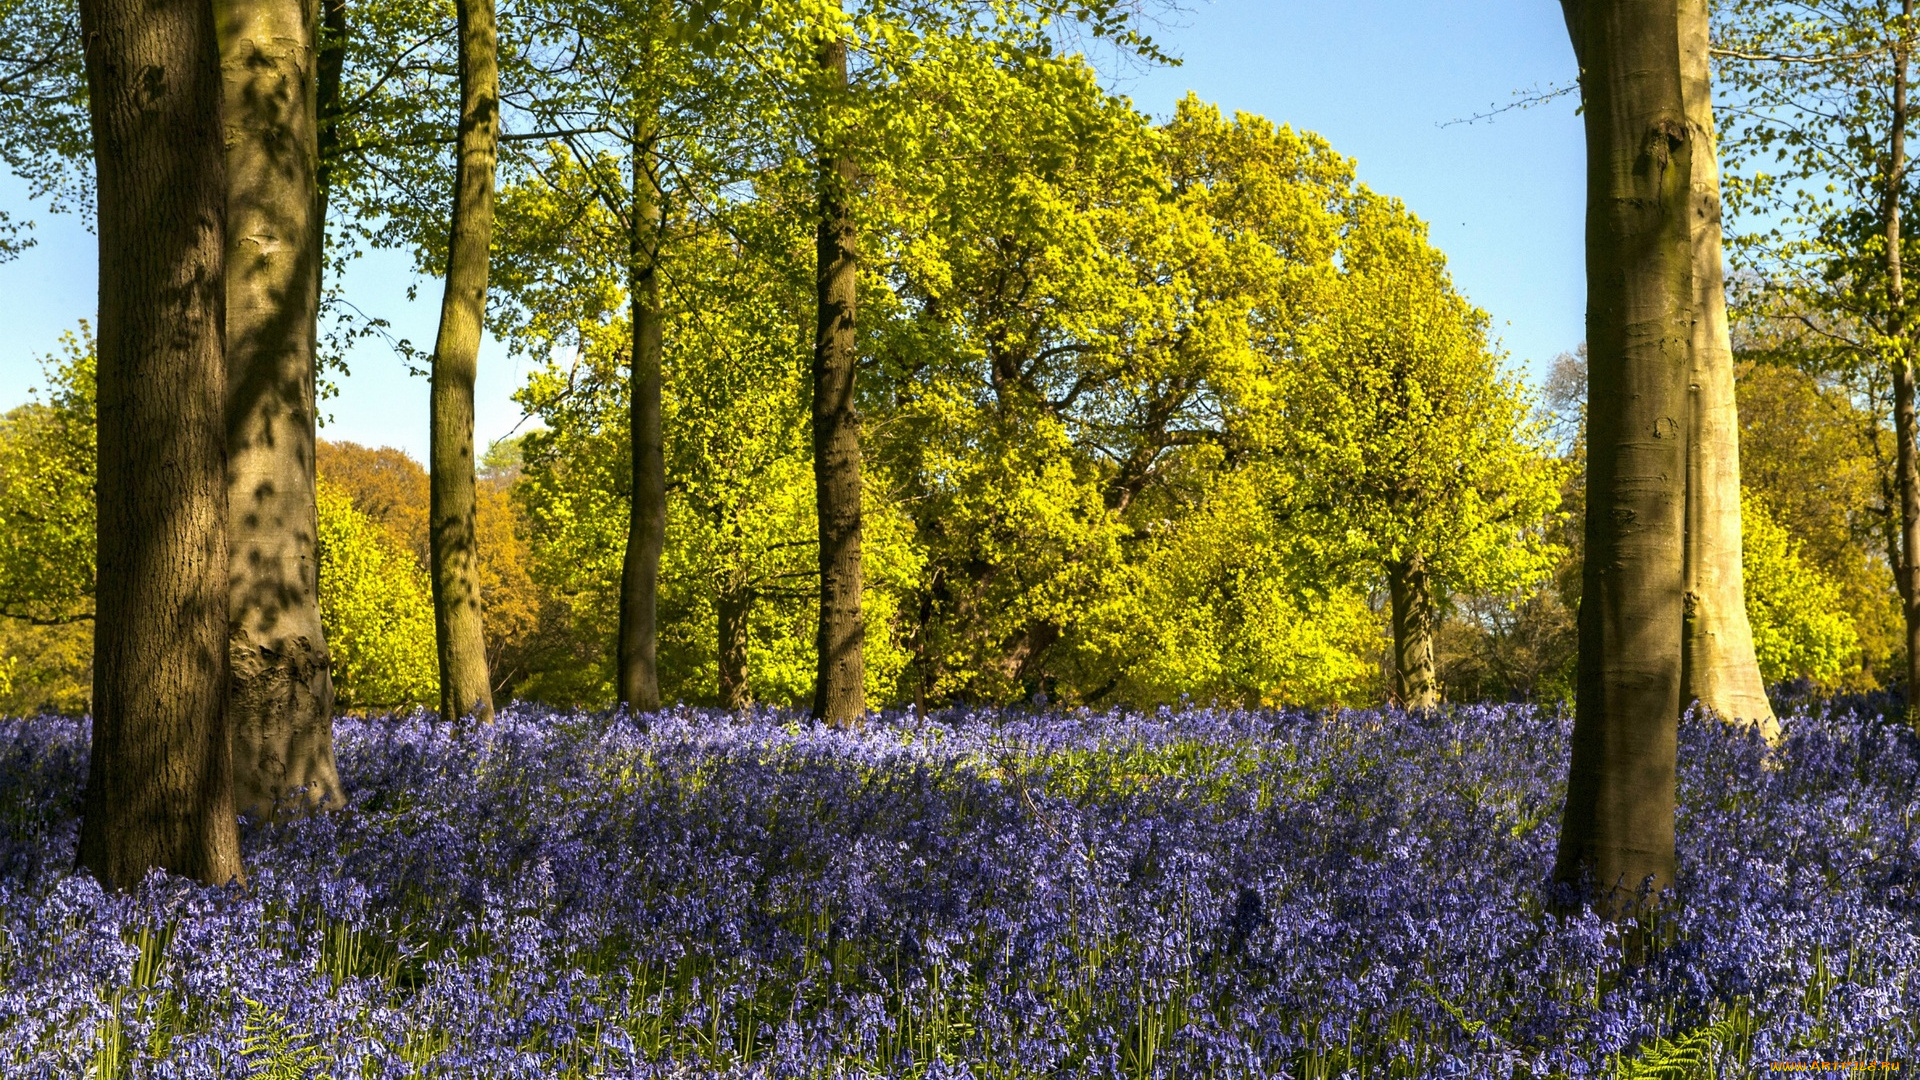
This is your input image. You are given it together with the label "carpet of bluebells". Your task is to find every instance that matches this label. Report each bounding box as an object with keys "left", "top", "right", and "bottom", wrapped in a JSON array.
[{"left": 0, "top": 700, "right": 1916, "bottom": 1078}]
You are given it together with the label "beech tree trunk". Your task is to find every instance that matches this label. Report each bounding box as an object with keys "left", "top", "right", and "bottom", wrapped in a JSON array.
[
  {"left": 1882, "top": 0, "right": 1920, "bottom": 710},
  {"left": 75, "top": 0, "right": 246, "bottom": 889},
  {"left": 428, "top": 0, "right": 497, "bottom": 723},
  {"left": 618, "top": 131, "right": 665, "bottom": 713},
  {"left": 1676, "top": 0, "right": 1776, "bottom": 733},
  {"left": 215, "top": 0, "right": 343, "bottom": 816},
  {"left": 811, "top": 30, "right": 865, "bottom": 726},
  {"left": 1555, "top": 0, "right": 1694, "bottom": 906},
  {"left": 1386, "top": 555, "right": 1438, "bottom": 710}
]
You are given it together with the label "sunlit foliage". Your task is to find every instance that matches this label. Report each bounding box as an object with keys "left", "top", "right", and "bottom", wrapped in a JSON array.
[
  {"left": 1741, "top": 490, "right": 1860, "bottom": 688},
  {"left": 315, "top": 479, "right": 439, "bottom": 710}
]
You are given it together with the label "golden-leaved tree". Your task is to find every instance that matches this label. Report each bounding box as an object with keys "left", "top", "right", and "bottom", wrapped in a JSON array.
[
  {"left": 1740, "top": 490, "right": 1860, "bottom": 686},
  {"left": 0, "top": 330, "right": 93, "bottom": 715},
  {"left": 315, "top": 478, "right": 438, "bottom": 710},
  {"left": 1279, "top": 195, "right": 1565, "bottom": 710}
]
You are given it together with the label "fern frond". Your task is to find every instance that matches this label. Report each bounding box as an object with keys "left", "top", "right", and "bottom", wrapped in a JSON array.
[
  {"left": 240, "top": 997, "right": 334, "bottom": 1080},
  {"left": 1615, "top": 1008, "right": 1752, "bottom": 1080}
]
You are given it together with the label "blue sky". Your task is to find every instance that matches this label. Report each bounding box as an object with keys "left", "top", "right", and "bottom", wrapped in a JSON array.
[{"left": 0, "top": 0, "right": 1585, "bottom": 462}]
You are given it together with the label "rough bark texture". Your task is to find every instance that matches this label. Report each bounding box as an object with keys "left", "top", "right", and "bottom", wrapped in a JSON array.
[
  {"left": 718, "top": 576, "right": 751, "bottom": 711},
  {"left": 1885, "top": 1, "right": 1920, "bottom": 711},
  {"left": 618, "top": 133, "right": 665, "bottom": 713},
  {"left": 811, "top": 32, "right": 865, "bottom": 726},
  {"left": 428, "top": 0, "right": 497, "bottom": 723},
  {"left": 1676, "top": 0, "right": 1777, "bottom": 734},
  {"left": 216, "top": 0, "right": 343, "bottom": 816},
  {"left": 1555, "top": 0, "right": 1693, "bottom": 906},
  {"left": 76, "top": 0, "right": 246, "bottom": 889},
  {"left": 1386, "top": 556, "right": 1438, "bottom": 710}
]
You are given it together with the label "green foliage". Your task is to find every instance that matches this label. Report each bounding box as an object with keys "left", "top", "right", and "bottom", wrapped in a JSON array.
[
  {"left": 1735, "top": 361, "right": 1899, "bottom": 688},
  {"left": 1715, "top": 2, "right": 1920, "bottom": 690},
  {"left": 1742, "top": 490, "right": 1860, "bottom": 687},
  {"left": 0, "top": 328, "right": 95, "bottom": 714},
  {"left": 316, "top": 479, "right": 439, "bottom": 710},
  {"left": 512, "top": 198, "right": 921, "bottom": 707},
  {"left": 1082, "top": 458, "right": 1380, "bottom": 706},
  {"left": 0, "top": 0, "right": 1579, "bottom": 714},
  {"left": 1612, "top": 1004, "right": 1756, "bottom": 1080},
  {"left": 500, "top": 62, "right": 1568, "bottom": 709},
  {"left": 864, "top": 87, "right": 1379, "bottom": 706},
  {"left": 1278, "top": 193, "right": 1566, "bottom": 615},
  {"left": 240, "top": 998, "right": 334, "bottom": 1080},
  {"left": 0, "top": 326, "right": 94, "bottom": 626},
  {"left": 0, "top": 618, "right": 87, "bottom": 716},
  {"left": 1715, "top": 0, "right": 1909, "bottom": 345},
  {"left": 0, "top": 0, "right": 89, "bottom": 260}
]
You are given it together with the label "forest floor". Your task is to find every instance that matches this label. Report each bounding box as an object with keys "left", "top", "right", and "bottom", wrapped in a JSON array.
[{"left": 0, "top": 700, "right": 1912, "bottom": 1076}]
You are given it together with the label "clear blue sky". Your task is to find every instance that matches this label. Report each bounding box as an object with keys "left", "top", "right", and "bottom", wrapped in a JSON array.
[{"left": 0, "top": 0, "right": 1585, "bottom": 463}]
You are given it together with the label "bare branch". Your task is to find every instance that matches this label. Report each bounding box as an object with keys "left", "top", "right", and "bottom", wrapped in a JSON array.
[{"left": 1439, "top": 82, "right": 1579, "bottom": 129}]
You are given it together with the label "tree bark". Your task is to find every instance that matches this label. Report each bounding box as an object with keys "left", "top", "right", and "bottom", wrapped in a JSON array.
[
  {"left": 76, "top": 0, "right": 246, "bottom": 889},
  {"left": 428, "top": 0, "right": 497, "bottom": 723},
  {"left": 315, "top": 0, "right": 345, "bottom": 220},
  {"left": 215, "top": 0, "right": 343, "bottom": 816},
  {"left": 718, "top": 574, "right": 751, "bottom": 710},
  {"left": 811, "top": 29, "right": 865, "bottom": 726},
  {"left": 1386, "top": 555, "right": 1438, "bottom": 710},
  {"left": 1554, "top": 0, "right": 1694, "bottom": 907},
  {"left": 618, "top": 129, "right": 665, "bottom": 713},
  {"left": 1675, "top": 0, "right": 1776, "bottom": 734},
  {"left": 1882, "top": 0, "right": 1920, "bottom": 712}
]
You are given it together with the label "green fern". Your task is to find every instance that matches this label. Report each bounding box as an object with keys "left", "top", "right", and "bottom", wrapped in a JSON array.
[
  {"left": 1614, "top": 1006, "right": 1753, "bottom": 1080},
  {"left": 240, "top": 998, "right": 333, "bottom": 1080}
]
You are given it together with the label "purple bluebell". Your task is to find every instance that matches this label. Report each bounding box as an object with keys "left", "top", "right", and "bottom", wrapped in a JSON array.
[{"left": 0, "top": 699, "right": 1911, "bottom": 1076}]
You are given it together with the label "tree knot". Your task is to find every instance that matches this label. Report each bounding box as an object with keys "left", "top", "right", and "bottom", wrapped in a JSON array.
[{"left": 1647, "top": 118, "right": 1689, "bottom": 172}]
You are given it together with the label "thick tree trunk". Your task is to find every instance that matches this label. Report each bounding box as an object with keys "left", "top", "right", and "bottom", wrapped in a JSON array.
[
  {"left": 1386, "top": 555, "right": 1438, "bottom": 710},
  {"left": 215, "top": 0, "right": 343, "bottom": 816},
  {"left": 717, "top": 574, "right": 751, "bottom": 710},
  {"left": 1675, "top": 0, "right": 1776, "bottom": 734},
  {"left": 618, "top": 131, "right": 665, "bottom": 712},
  {"left": 1554, "top": 0, "right": 1693, "bottom": 907},
  {"left": 811, "top": 30, "right": 865, "bottom": 726},
  {"left": 428, "top": 0, "right": 497, "bottom": 723},
  {"left": 1882, "top": 1, "right": 1920, "bottom": 710},
  {"left": 75, "top": 0, "right": 246, "bottom": 889}
]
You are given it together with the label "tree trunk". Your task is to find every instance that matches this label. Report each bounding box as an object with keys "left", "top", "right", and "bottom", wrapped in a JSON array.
[
  {"left": 1675, "top": 0, "right": 1776, "bottom": 734},
  {"left": 811, "top": 29, "right": 865, "bottom": 726},
  {"left": 1897, "top": 355, "right": 1920, "bottom": 703},
  {"left": 428, "top": 0, "right": 497, "bottom": 723},
  {"left": 316, "top": 0, "right": 345, "bottom": 219},
  {"left": 619, "top": 130, "right": 665, "bottom": 713},
  {"left": 718, "top": 574, "right": 751, "bottom": 710},
  {"left": 1554, "top": 0, "right": 1693, "bottom": 907},
  {"left": 215, "top": 0, "right": 343, "bottom": 816},
  {"left": 1386, "top": 555, "right": 1438, "bottom": 710},
  {"left": 1882, "top": 0, "right": 1920, "bottom": 712},
  {"left": 75, "top": 0, "right": 246, "bottom": 889}
]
